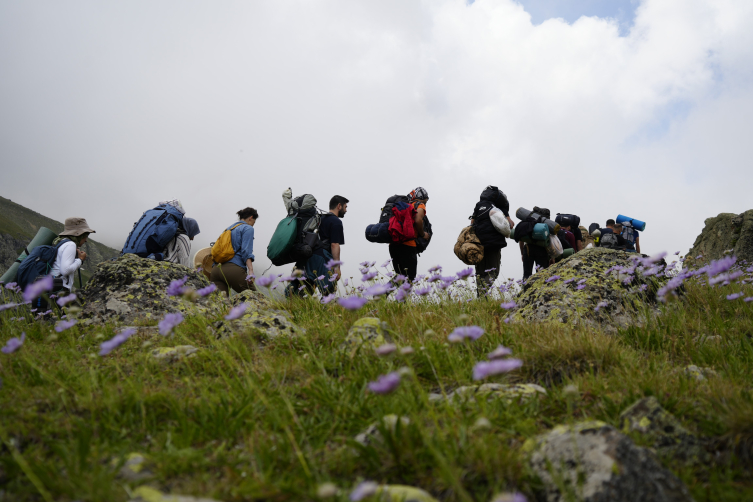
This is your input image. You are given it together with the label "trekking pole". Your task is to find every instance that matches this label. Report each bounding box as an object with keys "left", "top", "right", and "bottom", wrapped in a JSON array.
[{"left": 78, "top": 268, "right": 83, "bottom": 289}]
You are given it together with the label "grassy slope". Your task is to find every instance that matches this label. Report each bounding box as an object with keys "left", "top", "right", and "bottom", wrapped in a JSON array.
[
  {"left": 1, "top": 281, "right": 752, "bottom": 502},
  {"left": 0, "top": 195, "right": 118, "bottom": 281}
]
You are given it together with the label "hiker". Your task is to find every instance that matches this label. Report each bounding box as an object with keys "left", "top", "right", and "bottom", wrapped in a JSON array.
[
  {"left": 620, "top": 222, "right": 641, "bottom": 253},
  {"left": 210, "top": 208, "right": 258, "bottom": 296},
  {"left": 297, "top": 195, "right": 349, "bottom": 295},
  {"left": 599, "top": 219, "right": 626, "bottom": 250},
  {"left": 388, "top": 187, "right": 430, "bottom": 282},
  {"left": 557, "top": 224, "right": 576, "bottom": 250},
  {"left": 470, "top": 186, "right": 514, "bottom": 296},
  {"left": 555, "top": 214, "right": 584, "bottom": 252},
  {"left": 163, "top": 217, "right": 200, "bottom": 267},
  {"left": 520, "top": 206, "right": 554, "bottom": 279}
]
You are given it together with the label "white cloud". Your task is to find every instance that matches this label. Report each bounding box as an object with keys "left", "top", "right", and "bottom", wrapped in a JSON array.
[{"left": 0, "top": 0, "right": 752, "bottom": 285}]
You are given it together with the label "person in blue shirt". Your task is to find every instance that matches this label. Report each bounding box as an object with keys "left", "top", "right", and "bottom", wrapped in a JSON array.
[
  {"left": 621, "top": 223, "right": 641, "bottom": 253},
  {"left": 210, "top": 207, "right": 258, "bottom": 295}
]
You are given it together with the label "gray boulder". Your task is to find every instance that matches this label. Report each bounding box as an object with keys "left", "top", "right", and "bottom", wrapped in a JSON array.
[
  {"left": 526, "top": 421, "right": 693, "bottom": 502},
  {"left": 687, "top": 210, "right": 753, "bottom": 263},
  {"left": 511, "top": 247, "right": 668, "bottom": 330},
  {"left": 620, "top": 396, "right": 707, "bottom": 465}
]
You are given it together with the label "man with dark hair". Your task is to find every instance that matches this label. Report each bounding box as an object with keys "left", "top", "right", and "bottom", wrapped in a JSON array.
[
  {"left": 317, "top": 195, "right": 348, "bottom": 283},
  {"left": 599, "top": 219, "right": 626, "bottom": 249}
]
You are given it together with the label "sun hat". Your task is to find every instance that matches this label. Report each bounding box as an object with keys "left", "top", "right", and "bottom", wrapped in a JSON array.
[
  {"left": 59, "top": 217, "right": 96, "bottom": 237},
  {"left": 193, "top": 247, "right": 213, "bottom": 279}
]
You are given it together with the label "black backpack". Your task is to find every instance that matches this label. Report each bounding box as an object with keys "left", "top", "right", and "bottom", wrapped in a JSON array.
[
  {"left": 479, "top": 186, "right": 509, "bottom": 215},
  {"left": 555, "top": 213, "right": 581, "bottom": 228},
  {"left": 416, "top": 215, "right": 432, "bottom": 254},
  {"left": 378, "top": 195, "right": 410, "bottom": 224}
]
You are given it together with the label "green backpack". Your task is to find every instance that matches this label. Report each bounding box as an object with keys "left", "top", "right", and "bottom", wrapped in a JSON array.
[{"left": 267, "top": 216, "right": 298, "bottom": 266}]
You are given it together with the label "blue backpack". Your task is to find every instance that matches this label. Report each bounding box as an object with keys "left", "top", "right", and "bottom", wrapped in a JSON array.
[
  {"left": 122, "top": 204, "right": 184, "bottom": 257},
  {"left": 16, "top": 238, "right": 71, "bottom": 289}
]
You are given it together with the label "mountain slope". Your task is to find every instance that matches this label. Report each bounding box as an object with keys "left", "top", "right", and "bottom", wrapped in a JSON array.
[{"left": 0, "top": 195, "right": 119, "bottom": 281}]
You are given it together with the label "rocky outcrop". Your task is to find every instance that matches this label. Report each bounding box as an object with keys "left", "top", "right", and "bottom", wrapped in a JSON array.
[
  {"left": 620, "top": 396, "right": 707, "bottom": 465},
  {"left": 688, "top": 210, "right": 753, "bottom": 263},
  {"left": 79, "top": 254, "right": 216, "bottom": 324},
  {"left": 510, "top": 247, "right": 668, "bottom": 330},
  {"left": 525, "top": 421, "right": 693, "bottom": 502},
  {"left": 78, "top": 255, "right": 304, "bottom": 338},
  {"left": 341, "top": 317, "right": 396, "bottom": 355}
]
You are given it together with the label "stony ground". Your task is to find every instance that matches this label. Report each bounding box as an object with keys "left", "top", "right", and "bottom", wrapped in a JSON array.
[{"left": 1, "top": 257, "right": 753, "bottom": 501}]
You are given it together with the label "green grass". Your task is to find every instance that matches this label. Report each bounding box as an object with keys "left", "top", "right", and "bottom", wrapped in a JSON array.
[{"left": 1, "top": 280, "right": 753, "bottom": 501}]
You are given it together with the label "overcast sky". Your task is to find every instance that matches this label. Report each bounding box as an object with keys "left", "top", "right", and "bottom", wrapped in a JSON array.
[{"left": 1, "top": 0, "right": 752, "bottom": 284}]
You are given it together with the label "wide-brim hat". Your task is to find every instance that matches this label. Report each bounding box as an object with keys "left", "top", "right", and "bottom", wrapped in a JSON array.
[
  {"left": 59, "top": 217, "right": 96, "bottom": 237},
  {"left": 193, "top": 247, "right": 213, "bottom": 280}
]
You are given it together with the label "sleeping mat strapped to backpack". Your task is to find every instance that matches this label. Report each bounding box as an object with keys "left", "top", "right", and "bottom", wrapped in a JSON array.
[
  {"left": 122, "top": 204, "right": 184, "bottom": 257},
  {"left": 267, "top": 217, "right": 299, "bottom": 266},
  {"left": 269, "top": 193, "right": 325, "bottom": 266},
  {"left": 16, "top": 238, "right": 71, "bottom": 290},
  {"left": 365, "top": 222, "right": 392, "bottom": 244}
]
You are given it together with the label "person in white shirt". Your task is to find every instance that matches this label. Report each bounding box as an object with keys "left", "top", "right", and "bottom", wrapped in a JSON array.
[
  {"left": 163, "top": 217, "right": 200, "bottom": 268},
  {"left": 50, "top": 217, "right": 96, "bottom": 293}
]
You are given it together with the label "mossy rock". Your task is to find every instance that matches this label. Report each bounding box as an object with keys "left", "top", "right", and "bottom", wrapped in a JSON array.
[
  {"left": 525, "top": 421, "right": 693, "bottom": 502},
  {"left": 620, "top": 396, "right": 708, "bottom": 465},
  {"left": 511, "top": 247, "right": 668, "bottom": 331},
  {"left": 430, "top": 383, "right": 546, "bottom": 404},
  {"left": 688, "top": 209, "right": 753, "bottom": 263},
  {"left": 211, "top": 309, "right": 304, "bottom": 339},
  {"left": 151, "top": 345, "right": 199, "bottom": 364},
  {"left": 113, "top": 452, "right": 154, "bottom": 483},
  {"left": 341, "top": 317, "right": 396, "bottom": 354}
]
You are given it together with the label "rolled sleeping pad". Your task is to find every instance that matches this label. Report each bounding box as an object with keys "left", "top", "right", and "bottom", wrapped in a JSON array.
[
  {"left": 0, "top": 226, "right": 58, "bottom": 284},
  {"left": 616, "top": 215, "right": 646, "bottom": 232},
  {"left": 515, "top": 207, "right": 561, "bottom": 234},
  {"left": 555, "top": 248, "right": 575, "bottom": 262},
  {"left": 365, "top": 222, "right": 392, "bottom": 244}
]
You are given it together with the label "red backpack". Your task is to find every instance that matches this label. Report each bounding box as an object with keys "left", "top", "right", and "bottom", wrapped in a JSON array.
[{"left": 388, "top": 202, "right": 416, "bottom": 243}]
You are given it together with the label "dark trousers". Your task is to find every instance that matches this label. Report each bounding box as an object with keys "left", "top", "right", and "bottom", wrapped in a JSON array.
[
  {"left": 523, "top": 245, "right": 550, "bottom": 279},
  {"left": 389, "top": 244, "right": 418, "bottom": 282},
  {"left": 210, "top": 262, "right": 256, "bottom": 296},
  {"left": 475, "top": 247, "right": 501, "bottom": 297}
]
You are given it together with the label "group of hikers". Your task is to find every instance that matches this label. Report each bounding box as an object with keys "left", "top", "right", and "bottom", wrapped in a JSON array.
[{"left": 11, "top": 188, "right": 644, "bottom": 302}]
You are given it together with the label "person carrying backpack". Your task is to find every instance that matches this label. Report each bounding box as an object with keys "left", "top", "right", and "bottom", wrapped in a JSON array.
[
  {"left": 388, "top": 187, "right": 430, "bottom": 282},
  {"left": 296, "top": 195, "right": 349, "bottom": 295},
  {"left": 210, "top": 208, "right": 258, "bottom": 296},
  {"left": 519, "top": 206, "right": 553, "bottom": 279},
  {"left": 620, "top": 222, "right": 641, "bottom": 253},
  {"left": 163, "top": 217, "right": 200, "bottom": 267},
  {"left": 469, "top": 186, "right": 514, "bottom": 296},
  {"left": 599, "top": 219, "right": 626, "bottom": 250},
  {"left": 24, "top": 218, "right": 95, "bottom": 310}
]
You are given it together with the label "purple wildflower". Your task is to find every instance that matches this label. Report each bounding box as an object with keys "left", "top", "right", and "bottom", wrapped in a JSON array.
[
  {"left": 707, "top": 256, "right": 737, "bottom": 278},
  {"left": 393, "top": 274, "right": 407, "bottom": 283},
  {"left": 428, "top": 265, "right": 442, "bottom": 273},
  {"left": 375, "top": 343, "right": 397, "bottom": 356},
  {"left": 727, "top": 293, "right": 744, "bottom": 301},
  {"left": 576, "top": 284, "right": 586, "bottom": 290},
  {"left": 197, "top": 283, "right": 217, "bottom": 296},
  {"left": 577, "top": 279, "right": 587, "bottom": 285},
  {"left": 338, "top": 296, "right": 368, "bottom": 310},
  {"left": 563, "top": 278, "right": 575, "bottom": 284},
  {"left": 55, "top": 320, "right": 77, "bottom": 333},
  {"left": 225, "top": 303, "right": 248, "bottom": 320},
  {"left": 745, "top": 297, "right": 753, "bottom": 302},
  {"left": 473, "top": 358, "right": 523, "bottom": 380},
  {"left": 594, "top": 300, "right": 609, "bottom": 312},
  {"left": 316, "top": 275, "right": 326, "bottom": 281},
  {"left": 545, "top": 275, "right": 561, "bottom": 283},
  {"left": 448, "top": 326, "right": 484, "bottom": 341},
  {"left": 639, "top": 284, "right": 648, "bottom": 291},
  {"left": 491, "top": 493, "right": 527, "bottom": 502},
  {"left": 320, "top": 293, "right": 336, "bottom": 305},
  {"left": 5, "top": 282, "right": 19, "bottom": 291},
  {"left": 256, "top": 275, "right": 275, "bottom": 288},
  {"left": 657, "top": 276, "right": 685, "bottom": 299},
  {"left": 359, "top": 261, "right": 375, "bottom": 268},
  {"left": 367, "top": 372, "right": 401, "bottom": 394},
  {"left": 488, "top": 345, "right": 513, "bottom": 359},
  {"left": 363, "top": 284, "right": 392, "bottom": 297},
  {"left": 326, "top": 259, "right": 344, "bottom": 270},
  {"left": 500, "top": 301, "right": 517, "bottom": 310},
  {"left": 56, "top": 293, "right": 77, "bottom": 307},
  {"left": 414, "top": 286, "right": 432, "bottom": 296},
  {"left": 456, "top": 267, "right": 474, "bottom": 280},
  {"left": 362, "top": 271, "right": 378, "bottom": 282},
  {"left": 330, "top": 273, "right": 339, "bottom": 281},
  {"left": 22, "top": 275, "right": 53, "bottom": 303},
  {"left": 394, "top": 288, "right": 408, "bottom": 302},
  {"left": 428, "top": 275, "right": 441, "bottom": 283},
  {"left": 159, "top": 312, "right": 184, "bottom": 336},
  {"left": 167, "top": 276, "right": 189, "bottom": 296},
  {"left": 350, "top": 481, "right": 379, "bottom": 502},
  {"left": 381, "top": 259, "right": 392, "bottom": 268},
  {"left": 1, "top": 332, "right": 26, "bottom": 354},
  {"left": 0, "top": 303, "right": 19, "bottom": 312},
  {"left": 99, "top": 328, "right": 137, "bottom": 356}
]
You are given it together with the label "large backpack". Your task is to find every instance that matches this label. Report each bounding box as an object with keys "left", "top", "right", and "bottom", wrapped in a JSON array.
[
  {"left": 270, "top": 194, "right": 325, "bottom": 266},
  {"left": 16, "top": 238, "right": 71, "bottom": 289},
  {"left": 479, "top": 186, "right": 510, "bottom": 215},
  {"left": 555, "top": 213, "right": 581, "bottom": 228},
  {"left": 415, "top": 215, "right": 432, "bottom": 254},
  {"left": 600, "top": 231, "right": 620, "bottom": 249},
  {"left": 621, "top": 223, "right": 637, "bottom": 250},
  {"left": 379, "top": 195, "right": 410, "bottom": 224},
  {"left": 122, "top": 204, "right": 184, "bottom": 257}
]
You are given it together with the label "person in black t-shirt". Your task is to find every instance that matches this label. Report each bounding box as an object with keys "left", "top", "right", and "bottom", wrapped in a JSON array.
[{"left": 317, "top": 195, "right": 348, "bottom": 281}]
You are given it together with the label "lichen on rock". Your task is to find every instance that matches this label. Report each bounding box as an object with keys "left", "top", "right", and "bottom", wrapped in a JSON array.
[
  {"left": 341, "top": 317, "right": 396, "bottom": 355},
  {"left": 151, "top": 345, "right": 199, "bottom": 364},
  {"left": 525, "top": 420, "right": 694, "bottom": 502},
  {"left": 429, "top": 383, "right": 546, "bottom": 404},
  {"left": 620, "top": 396, "right": 708, "bottom": 465},
  {"left": 210, "top": 309, "right": 304, "bottom": 339},
  {"left": 687, "top": 209, "right": 753, "bottom": 263},
  {"left": 511, "top": 247, "right": 668, "bottom": 331}
]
